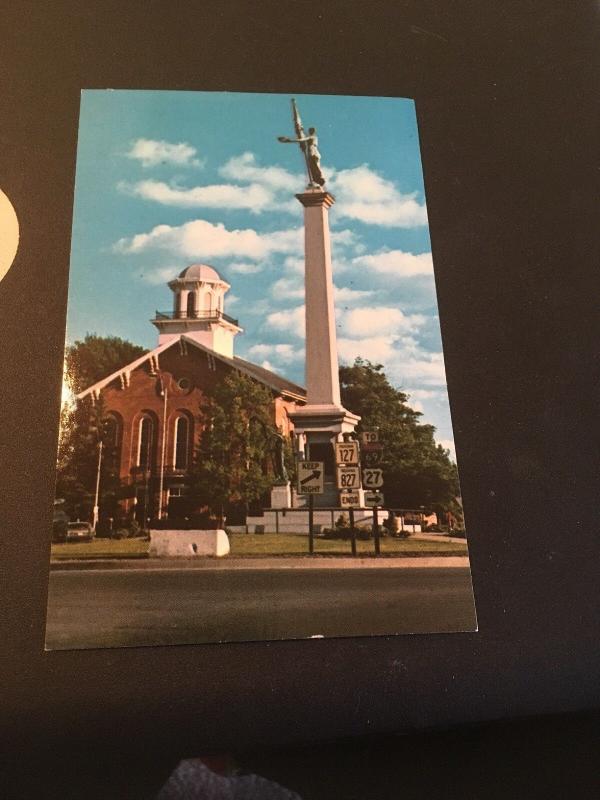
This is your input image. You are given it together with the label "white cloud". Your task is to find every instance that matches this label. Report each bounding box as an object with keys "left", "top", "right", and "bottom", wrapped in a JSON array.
[
  {"left": 340, "top": 306, "right": 426, "bottom": 337},
  {"left": 329, "top": 165, "right": 428, "bottom": 228},
  {"left": 265, "top": 305, "right": 305, "bottom": 338},
  {"left": 392, "top": 351, "right": 447, "bottom": 386},
  {"left": 283, "top": 256, "right": 305, "bottom": 274},
  {"left": 333, "top": 285, "right": 375, "bottom": 304},
  {"left": 330, "top": 228, "right": 361, "bottom": 253},
  {"left": 352, "top": 249, "right": 434, "bottom": 277},
  {"left": 247, "top": 343, "right": 304, "bottom": 362},
  {"left": 220, "top": 152, "right": 300, "bottom": 192},
  {"left": 139, "top": 265, "right": 179, "bottom": 285},
  {"left": 407, "top": 388, "right": 439, "bottom": 400},
  {"left": 338, "top": 335, "right": 398, "bottom": 364},
  {"left": 125, "top": 138, "right": 203, "bottom": 168},
  {"left": 115, "top": 220, "right": 304, "bottom": 261},
  {"left": 337, "top": 336, "right": 447, "bottom": 389},
  {"left": 119, "top": 179, "right": 272, "bottom": 211},
  {"left": 243, "top": 298, "right": 271, "bottom": 316},
  {"left": 228, "top": 262, "right": 264, "bottom": 274},
  {"left": 271, "top": 277, "right": 304, "bottom": 300}
]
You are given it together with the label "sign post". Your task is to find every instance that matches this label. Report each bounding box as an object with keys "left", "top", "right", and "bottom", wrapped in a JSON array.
[
  {"left": 349, "top": 505, "right": 357, "bottom": 557},
  {"left": 297, "top": 461, "right": 324, "bottom": 555},
  {"left": 372, "top": 503, "right": 381, "bottom": 556},
  {"left": 362, "top": 465, "right": 384, "bottom": 556},
  {"left": 308, "top": 494, "right": 314, "bottom": 554},
  {"left": 336, "top": 442, "right": 360, "bottom": 557}
]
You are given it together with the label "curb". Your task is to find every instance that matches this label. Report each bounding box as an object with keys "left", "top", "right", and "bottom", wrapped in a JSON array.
[{"left": 50, "top": 556, "right": 471, "bottom": 571}]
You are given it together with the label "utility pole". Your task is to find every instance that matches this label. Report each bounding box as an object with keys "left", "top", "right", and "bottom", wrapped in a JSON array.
[
  {"left": 158, "top": 378, "right": 168, "bottom": 519},
  {"left": 92, "top": 439, "right": 103, "bottom": 531}
]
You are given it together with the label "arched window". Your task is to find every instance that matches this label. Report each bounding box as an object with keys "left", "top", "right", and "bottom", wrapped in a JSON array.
[
  {"left": 173, "top": 416, "right": 189, "bottom": 469},
  {"left": 203, "top": 291, "right": 213, "bottom": 312},
  {"left": 137, "top": 416, "right": 154, "bottom": 469},
  {"left": 186, "top": 291, "right": 196, "bottom": 318},
  {"left": 102, "top": 414, "right": 121, "bottom": 475}
]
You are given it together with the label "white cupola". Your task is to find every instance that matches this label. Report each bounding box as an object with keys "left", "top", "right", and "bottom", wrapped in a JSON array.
[{"left": 151, "top": 264, "right": 242, "bottom": 358}]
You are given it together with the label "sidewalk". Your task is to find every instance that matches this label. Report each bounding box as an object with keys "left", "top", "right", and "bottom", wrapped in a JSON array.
[{"left": 50, "top": 555, "right": 470, "bottom": 571}]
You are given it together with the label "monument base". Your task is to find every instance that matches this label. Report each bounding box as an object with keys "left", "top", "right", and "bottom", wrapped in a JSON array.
[
  {"left": 149, "top": 529, "right": 230, "bottom": 557},
  {"left": 237, "top": 507, "right": 389, "bottom": 534},
  {"left": 289, "top": 404, "right": 361, "bottom": 509},
  {"left": 271, "top": 483, "right": 292, "bottom": 508}
]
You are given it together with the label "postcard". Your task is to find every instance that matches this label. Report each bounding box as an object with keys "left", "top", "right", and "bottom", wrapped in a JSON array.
[{"left": 46, "top": 90, "right": 477, "bottom": 649}]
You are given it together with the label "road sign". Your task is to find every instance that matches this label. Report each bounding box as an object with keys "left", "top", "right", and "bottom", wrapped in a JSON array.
[
  {"left": 360, "top": 430, "right": 379, "bottom": 445},
  {"left": 364, "top": 491, "right": 384, "bottom": 507},
  {"left": 297, "top": 461, "right": 324, "bottom": 494},
  {"left": 335, "top": 441, "right": 359, "bottom": 465},
  {"left": 336, "top": 465, "right": 361, "bottom": 490},
  {"left": 340, "top": 491, "right": 361, "bottom": 508},
  {"left": 363, "top": 448, "right": 383, "bottom": 466},
  {"left": 362, "top": 467, "right": 384, "bottom": 489}
]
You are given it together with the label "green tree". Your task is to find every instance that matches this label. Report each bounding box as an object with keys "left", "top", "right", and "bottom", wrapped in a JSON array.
[
  {"left": 339, "top": 358, "right": 459, "bottom": 510},
  {"left": 56, "top": 335, "right": 147, "bottom": 517},
  {"left": 190, "top": 372, "right": 278, "bottom": 525},
  {"left": 65, "top": 334, "right": 147, "bottom": 394}
]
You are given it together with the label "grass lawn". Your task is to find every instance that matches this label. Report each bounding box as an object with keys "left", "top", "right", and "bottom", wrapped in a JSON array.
[
  {"left": 50, "top": 533, "right": 467, "bottom": 560},
  {"left": 51, "top": 537, "right": 149, "bottom": 560},
  {"left": 229, "top": 532, "right": 467, "bottom": 557}
]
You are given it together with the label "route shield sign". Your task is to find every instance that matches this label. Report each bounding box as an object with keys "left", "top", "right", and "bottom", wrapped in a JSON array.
[
  {"left": 364, "top": 491, "right": 384, "bottom": 507},
  {"left": 340, "top": 491, "right": 361, "bottom": 508},
  {"left": 363, "top": 448, "right": 383, "bottom": 466},
  {"left": 336, "top": 465, "right": 361, "bottom": 490},
  {"left": 334, "top": 441, "right": 359, "bottom": 465},
  {"left": 362, "top": 467, "right": 384, "bottom": 489},
  {"left": 297, "top": 461, "right": 324, "bottom": 494}
]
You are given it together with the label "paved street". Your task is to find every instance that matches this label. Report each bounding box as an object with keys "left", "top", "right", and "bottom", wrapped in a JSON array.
[{"left": 46, "top": 567, "right": 477, "bottom": 650}]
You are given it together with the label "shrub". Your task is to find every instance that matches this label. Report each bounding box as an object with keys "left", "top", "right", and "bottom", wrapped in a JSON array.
[{"left": 335, "top": 514, "right": 350, "bottom": 530}]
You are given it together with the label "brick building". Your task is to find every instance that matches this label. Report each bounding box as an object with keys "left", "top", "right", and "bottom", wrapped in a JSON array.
[{"left": 77, "top": 264, "right": 305, "bottom": 523}]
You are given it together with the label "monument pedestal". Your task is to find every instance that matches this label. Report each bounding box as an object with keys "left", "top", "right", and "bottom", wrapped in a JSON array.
[
  {"left": 270, "top": 483, "right": 291, "bottom": 509},
  {"left": 289, "top": 404, "right": 360, "bottom": 509}
]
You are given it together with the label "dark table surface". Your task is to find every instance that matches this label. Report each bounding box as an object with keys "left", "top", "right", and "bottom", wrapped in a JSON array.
[{"left": 3, "top": 710, "right": 598, "bottom": 799}]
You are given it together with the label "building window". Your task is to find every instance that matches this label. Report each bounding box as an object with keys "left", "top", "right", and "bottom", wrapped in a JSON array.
[
  {"left": 173, "top": 416, "right": 189, "bottom": 469},
  {"left": 102, "top": 414, "right": 121, "bottom": 475},
  {"left": 137, "top": 416, "right": 154, "bottom": 469},
  {"left": 186, "top": 291, "right": 196, "bottom": 318}
]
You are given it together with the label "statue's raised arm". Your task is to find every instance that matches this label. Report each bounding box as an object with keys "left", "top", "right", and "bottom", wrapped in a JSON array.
[{"left": 277, "top": 98, "right": 326, "bottom": 189}]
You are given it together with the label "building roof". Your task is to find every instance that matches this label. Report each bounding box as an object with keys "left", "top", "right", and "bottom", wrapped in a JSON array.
[
  {"left": 77, "top": 334, "right": 306, "bottom": 402},
  {"left": 233, "top": 356, "right": 306, "bottom": 398},
  {"left": 178, "top": 263, "right": 221, "bottom": 282}
]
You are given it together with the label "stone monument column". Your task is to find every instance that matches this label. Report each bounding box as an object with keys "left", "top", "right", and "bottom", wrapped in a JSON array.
[
  {"left": 278, "top": 99, "right": 361, "bottom": 509},
  {"left": 298, "top": 189, "right": 341, "bottom": 408}
]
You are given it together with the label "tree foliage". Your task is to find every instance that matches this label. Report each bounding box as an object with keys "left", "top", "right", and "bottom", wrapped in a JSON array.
[
  {"left": 190, "top": 372, "right": 279, "bottom": 523},
  {"left": 339, "top": 358, "right": 459, "bottom": 510},
  {"left": 57, "top": 335, "right": 147, "bottom": 517},
  {"left": 65, "top": 334, "right": 147, "bottom": 394}
]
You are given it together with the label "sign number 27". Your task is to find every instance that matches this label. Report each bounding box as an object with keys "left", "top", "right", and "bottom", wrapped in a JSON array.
[{"left": 362, "top": 468, "right": 384, "bottom": 488}]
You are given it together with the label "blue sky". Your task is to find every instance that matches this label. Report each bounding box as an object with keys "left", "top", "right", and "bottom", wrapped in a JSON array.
[{"left": 67, "top": 90, "right": 456, "bottom": 457}]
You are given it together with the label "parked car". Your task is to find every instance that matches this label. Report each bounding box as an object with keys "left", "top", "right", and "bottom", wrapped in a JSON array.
[
  {"left": 66, "top": 521, "right": 95, "bottom": 542},
  {"left": 52, "top": 508, "right": 69, "bottom": 543}
]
